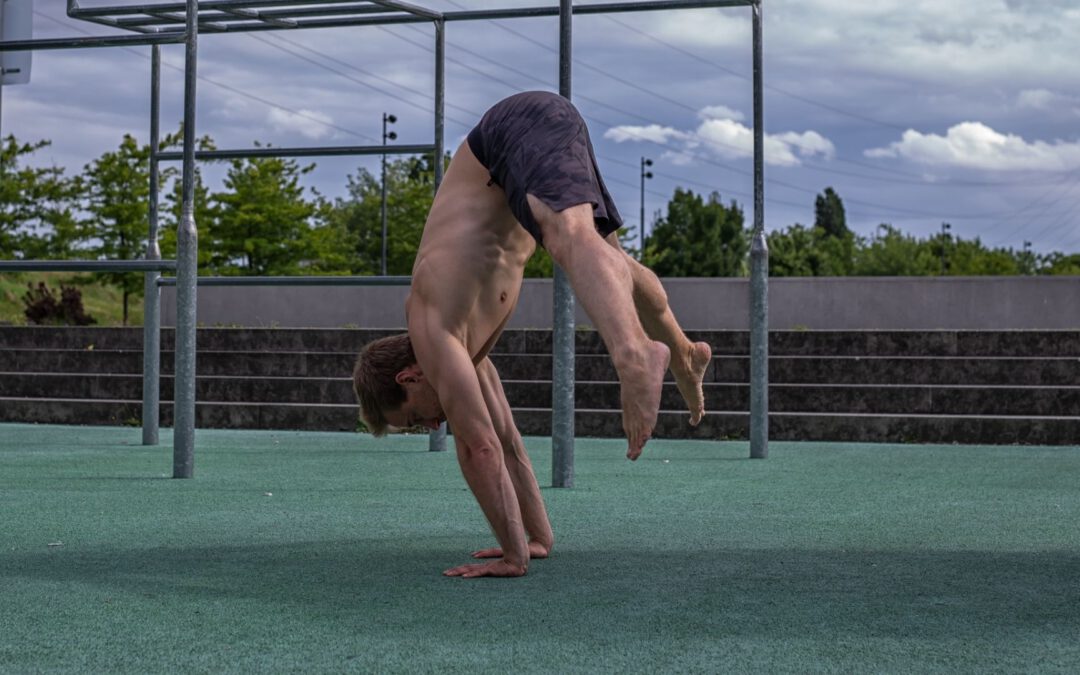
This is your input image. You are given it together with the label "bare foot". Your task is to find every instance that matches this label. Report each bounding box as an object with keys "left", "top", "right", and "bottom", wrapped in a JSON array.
[
  {"left": 672, "top": 341, "right": 712, "bottom": 426},
  {"left": 620, "top": 340, "right": 670, "bottom": 461}
]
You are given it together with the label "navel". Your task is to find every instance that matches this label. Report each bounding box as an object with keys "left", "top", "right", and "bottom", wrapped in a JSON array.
[{"left": 500, "top": 291, "right": 508, "bottom": 303}]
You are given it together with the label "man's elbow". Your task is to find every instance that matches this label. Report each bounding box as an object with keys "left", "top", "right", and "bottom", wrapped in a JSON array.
[{"left": 456, "top": 440, "right": 503, "bottom": 471}]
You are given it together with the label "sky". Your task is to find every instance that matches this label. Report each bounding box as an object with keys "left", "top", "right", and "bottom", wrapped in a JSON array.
[{"left": 2, "top": 0, "right": 1079, "bottom": 255}]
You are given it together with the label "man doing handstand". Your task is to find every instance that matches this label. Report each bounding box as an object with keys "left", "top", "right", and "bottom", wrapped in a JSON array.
[{"left": 354, "top": 91, "right": 712, "bottom": 578}]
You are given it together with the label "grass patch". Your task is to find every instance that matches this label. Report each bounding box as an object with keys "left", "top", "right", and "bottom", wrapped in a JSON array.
[{"left": 0, "top": 272, "right": 144, "bottom": 327}]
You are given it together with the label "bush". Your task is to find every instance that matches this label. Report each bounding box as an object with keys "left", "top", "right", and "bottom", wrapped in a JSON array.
[{"left": 22, "top": 282, "right": 97, "bottom": 326}]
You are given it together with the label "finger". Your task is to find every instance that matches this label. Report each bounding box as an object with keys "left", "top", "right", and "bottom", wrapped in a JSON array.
[
  {"left": 443, "top": 565, "right": 472, "bottom": 576},
  {"left": 471, "top": 548, "right": 502, "bottom": 559}
]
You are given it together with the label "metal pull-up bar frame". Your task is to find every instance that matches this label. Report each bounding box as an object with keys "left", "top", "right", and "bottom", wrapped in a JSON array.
[{"left": 0, "top": 0, "right": 766, "bottom": 482}]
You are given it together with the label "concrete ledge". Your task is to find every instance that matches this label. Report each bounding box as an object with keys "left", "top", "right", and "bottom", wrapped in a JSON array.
[{"left": 159, "top": 276, "right": 1080, "bottom": 330}]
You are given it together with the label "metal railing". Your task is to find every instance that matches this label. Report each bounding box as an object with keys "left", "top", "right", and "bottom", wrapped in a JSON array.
[{"left": 0, "top": 259, "right": 177, "bottom": 447}]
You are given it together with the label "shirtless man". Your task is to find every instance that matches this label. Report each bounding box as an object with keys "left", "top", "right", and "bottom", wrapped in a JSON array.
[{"left": 353, "top": 91, "right": 712, "bottom": 578}]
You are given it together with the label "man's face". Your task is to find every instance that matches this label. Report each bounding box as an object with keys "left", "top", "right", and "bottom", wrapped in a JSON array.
[{"left": 384, "top": 364, "right": 446, "bottom": 431}]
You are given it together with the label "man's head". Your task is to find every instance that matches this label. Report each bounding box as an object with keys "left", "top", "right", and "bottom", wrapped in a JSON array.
[{"left": 353, "top": 333, "right": 445, "bottom": 436}]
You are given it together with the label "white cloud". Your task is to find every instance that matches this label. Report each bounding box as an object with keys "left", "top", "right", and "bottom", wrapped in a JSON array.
[
  {"left": 604, "top": 124, "right": 689, "bottom": 145},
  {"left": 698, "top": 105, "right": 744, "bottom": 122},
  {"left": 865, "top": 121, "right": 1080, "bottom": 171},
  {"left": 1017, "top": 89, "right": 1057, "bottom": 110},
  {"left": 266, "top": 108, "right": 334, "bottom": 140},
  {"left": 1017, "top": 89, "right": 1080, "bottom": 117},
  {"left": 605, "top": 106, "right": 834, "bottom": 167}
]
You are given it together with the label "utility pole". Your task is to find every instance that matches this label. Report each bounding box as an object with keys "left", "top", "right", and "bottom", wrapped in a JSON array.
[
  {"left": 639, "top": 156, "right": 653, "bottom": 259},
  {"left": 940, "top": 222, "right": 952, "bottom": 276},
  {"left": 380, "top": 112, "right": 397, "bottom": 275}
]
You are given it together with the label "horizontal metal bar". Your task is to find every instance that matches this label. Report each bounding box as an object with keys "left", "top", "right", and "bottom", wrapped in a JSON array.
[
  {"left": 65, "top": 0, "right": 750, "bottom": 36},
  {"left": 368, "top": 0, "right": 442, "bottom": 20},
  {"left": 157, "top": 275, "right": 412, "bottom": 287},
  {"left": 443, "top": 0, "right": 755, "bottom": 21},
  {"left": 218, "top": 7, "right": 299, "bottom": 29},
  {"left": 68, "top": 0, "right": 368, "bottom": 19},
  {"left": 110, "top": 4, "right": 389, "bottom": 29},
  {"left": 0, "top": 33, "right": 185, "bottom": 51},
  {"left": 0, "top": 260, "right": 178, "bottom": 272},
  {"left": 154, "top": 143, "right": 435, "bottom": 161}
]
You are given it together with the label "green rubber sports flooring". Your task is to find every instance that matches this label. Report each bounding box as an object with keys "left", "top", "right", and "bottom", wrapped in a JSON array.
[{"left": 2, "top": 423, "right": 1078, "bottom": 673}]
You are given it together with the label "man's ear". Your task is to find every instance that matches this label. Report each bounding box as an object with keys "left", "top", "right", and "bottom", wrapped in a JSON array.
[{"left": 394, "top": 363, "right": 423, "bottom": 385}]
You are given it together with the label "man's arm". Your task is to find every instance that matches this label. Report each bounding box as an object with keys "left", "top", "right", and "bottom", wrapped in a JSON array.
[
  {"left": 408, "top": 303, "right": 529, "bottom": 577},
  {"left": 471, "top": 357, "right": 554, "bottom": 560}
]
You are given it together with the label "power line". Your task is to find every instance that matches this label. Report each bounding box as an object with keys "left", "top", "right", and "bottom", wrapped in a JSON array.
[{"left": 32, "top": 10, "right": 381, "bottom": 144}]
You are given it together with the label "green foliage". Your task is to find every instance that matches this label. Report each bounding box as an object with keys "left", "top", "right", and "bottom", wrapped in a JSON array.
[
  {"left": 210, "top": 148, "right": 317, "bottom": 275},
  {"left": 852, "top": 225, "right": 939, "bottom": 276},
  {"left": 814, "top": 186, "right": 849, "bottom": 239},
  {"left": 80, "top": 134, "right": 153, "bottom": 324},
  {"left": 768, "top": 224, "right": 858, "bottom": 277},
  {"left": 1042, "top": 253, "right": 1080, "bottom": 275},
  {"left": 0, "top": 136, "right": 82, "bottom": 260},
  {"left": 643, "top": 188, "right": 747, "bottom": 277},
  {"left": 159, "top": 128, "right": 213, "bottom": 269},
  {"left": 22, "top": 281, "right": 96, "bottom": 326},
  {"left": 323, "top": 156, "right": 436, "bottom": 275}
]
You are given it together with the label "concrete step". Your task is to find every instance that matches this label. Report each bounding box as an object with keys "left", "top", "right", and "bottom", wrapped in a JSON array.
[
  {"left": 4, "top": 349, "right": 1078, "bottom": 386},
  {"left": 4, "top": 372, "right": 1080, "bottom": 417},
  {"left": 3, "top": 326, "right": 1080, "bottom": 357},
  {"left": 3, "top": 397, "right": 1076, "bottom": 445}
]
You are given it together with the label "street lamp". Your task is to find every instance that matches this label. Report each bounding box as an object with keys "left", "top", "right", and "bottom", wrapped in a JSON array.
[
  {"left": 940, "top": 222, "right": 952, "bottom": 276},
  {"left": 381, "top": 112, "right": 397, "bottom": 276},
  {"left": 639, "top": 157, "right": 653, "bottom": 259}
]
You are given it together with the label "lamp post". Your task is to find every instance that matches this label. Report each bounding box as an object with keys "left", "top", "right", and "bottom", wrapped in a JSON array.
[
  {"left": 940, "top": 222, "right": 951, "bottom": 276},
  {"left": 381, "top": 112, "right": 397, "bottom": 276},
  {"left": 639, "top": 157, "right": 653, "bottom": 259}
]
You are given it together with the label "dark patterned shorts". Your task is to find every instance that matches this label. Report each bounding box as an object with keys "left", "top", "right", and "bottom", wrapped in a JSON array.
[{"left": 467, "top": 91, "right": 623, "bottom": 246}]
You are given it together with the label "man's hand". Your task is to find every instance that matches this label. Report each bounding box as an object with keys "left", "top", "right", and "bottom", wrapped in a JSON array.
[
  {"left": 471, "top": 540, "right": 551, "bottom": 560},
  {"left": 443, "top": 560, "right": 527, "bottom": 578}
]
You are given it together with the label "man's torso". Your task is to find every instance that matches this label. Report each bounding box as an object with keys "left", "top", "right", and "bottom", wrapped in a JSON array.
[{"left": 407, "top": 141, "right": 536, "bottom": 364}]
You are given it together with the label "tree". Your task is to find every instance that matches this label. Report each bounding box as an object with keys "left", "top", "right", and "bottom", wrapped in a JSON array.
[
  {"left": 0, "top": 136, "right": 82, "bottom": 260},
  {"left": 853, "top": 224, "right": 938, "bottom": 276},
  {"left": 643, "top": 188, "right": 747, "bottom": 277},
  {"left": 81, "top": 134, "right": 153, "bottom": 324},
  {"left": 210, "top": 148, "right": 317, "bottom": 275},
  {"left": 159, "top": 128, "right": 214, "bottom": 269},
  {"left": 1042, "top": 253, "right": 1080, "bottom": 275},
  {"left": 767, "top": 224, "right": 818, "bottom": 277},
  {"left": 814, "top": 186, "right": 849, "bottom": 239},
  {"left": 324, "top": 155, "right": 440, "bottom": 275}
]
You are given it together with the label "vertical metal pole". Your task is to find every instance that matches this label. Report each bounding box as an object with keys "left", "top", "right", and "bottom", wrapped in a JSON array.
[
  {"left": 142, "top": 45, "right": 162, "bottom": 446},
  {"left": 0, "top": 0, "right": 5, "bottom": 150},
  {"left": 429, "top": 19, "right": 447, "bottom": 453},
  {"left": 380, "top": 114, "right": 388, "bottom": 276},
  {"left": 173, "top": 0, "right": 199, "bottom": 478},
  {"left": 748, "top": 0, "right": 768, "bottom": 459},
  {"left": 639, "top": 159, "right": 645, "bottom": 256},
  {"left": 551, "top": 0, "right": 575, "bottom": 488}
]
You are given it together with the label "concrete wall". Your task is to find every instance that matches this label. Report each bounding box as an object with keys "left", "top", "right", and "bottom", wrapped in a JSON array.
[{"left": 161, "top": 276, "right": 1080, "bottom": 330}]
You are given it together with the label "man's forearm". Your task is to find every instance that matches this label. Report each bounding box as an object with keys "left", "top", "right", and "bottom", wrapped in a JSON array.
[
  {"left": 456, "top": 443, "right": 530, "bottom": 567},
  {"left": 504, "top": 441, "right": 555, "bottom": 550}
]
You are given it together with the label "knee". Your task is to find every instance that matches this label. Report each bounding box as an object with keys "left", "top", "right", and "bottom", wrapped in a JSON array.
[{"left": 538, "top": 220, "right": 580, "bottom": 266}]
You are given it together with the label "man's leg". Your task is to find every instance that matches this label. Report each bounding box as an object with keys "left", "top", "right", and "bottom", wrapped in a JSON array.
[
  {"left": 605, "top": 234, "right": 713, "bottom": 426},
  {"left": 472, "top": 357, "right": 554, "bottom": 558},
  {"left": 531, "top": 196, "right": 669, "bottom": 460}
]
